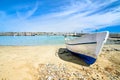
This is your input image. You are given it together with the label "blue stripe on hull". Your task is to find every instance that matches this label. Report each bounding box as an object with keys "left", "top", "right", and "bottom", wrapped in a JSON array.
[
  {"left": 67, "top": 42, "right": 97, "bottom": 45},
  {"left": 67, "top": 50, "right": 96, "bottom": 65}
]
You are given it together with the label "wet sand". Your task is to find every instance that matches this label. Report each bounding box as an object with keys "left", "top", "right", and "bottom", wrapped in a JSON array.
[{"left": 0, "top": 44, "right": 120, "bottom": 80}]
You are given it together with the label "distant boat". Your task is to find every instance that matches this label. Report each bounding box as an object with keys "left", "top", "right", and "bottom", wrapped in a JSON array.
[{"left": 65, "top": 31, "right": 109, "bottom": 65}]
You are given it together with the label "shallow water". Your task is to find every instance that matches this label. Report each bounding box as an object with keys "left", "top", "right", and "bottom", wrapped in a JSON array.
[{"left": 0, "top": 36, "right": 66, "bottom": 46}]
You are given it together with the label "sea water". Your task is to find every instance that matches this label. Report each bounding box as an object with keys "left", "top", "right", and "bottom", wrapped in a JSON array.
[{"left": 0, "top": 36, "right": 67, "bottom": 46}]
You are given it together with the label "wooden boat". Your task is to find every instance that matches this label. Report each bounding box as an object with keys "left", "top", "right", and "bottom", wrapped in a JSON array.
[{"left": 65, "top": 31, "right": 109, "bottom": 65}]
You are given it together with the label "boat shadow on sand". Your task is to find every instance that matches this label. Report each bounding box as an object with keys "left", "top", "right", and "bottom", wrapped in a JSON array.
[{"left": 57, "top": 48, "right": 90, "bottom": 66}]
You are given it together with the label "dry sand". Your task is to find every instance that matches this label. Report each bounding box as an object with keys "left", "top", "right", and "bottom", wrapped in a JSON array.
[{"left": 0, "top": 44, "right": 120, "bottom": 80}]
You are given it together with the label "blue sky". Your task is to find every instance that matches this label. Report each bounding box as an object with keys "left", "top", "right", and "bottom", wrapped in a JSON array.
[{"left": 0, "top": 0, "right": 120, "bottom": 32}]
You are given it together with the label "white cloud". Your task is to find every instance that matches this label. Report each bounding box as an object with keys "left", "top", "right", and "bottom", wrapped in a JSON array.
[
  {"left": 0, "top": 0, "right": 120, "bottom": 32},
  {"left": 24, "top": 0, "right": 120, "bottom": 32},
  {"left": 16, "top": 0, "right": 39, "bottom": 20}
]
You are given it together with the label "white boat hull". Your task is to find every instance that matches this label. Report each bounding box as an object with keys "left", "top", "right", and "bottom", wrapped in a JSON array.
[{"left": 65, "top": 31, "right": 109, "bottom": 65}]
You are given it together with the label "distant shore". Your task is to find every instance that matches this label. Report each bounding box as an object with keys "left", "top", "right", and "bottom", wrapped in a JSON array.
[
  {"left": 0, "top": 32, "right": 78, "bottom": 36},
  {"left": 0, "top": 32, "right": 120, "bottom": 38}
]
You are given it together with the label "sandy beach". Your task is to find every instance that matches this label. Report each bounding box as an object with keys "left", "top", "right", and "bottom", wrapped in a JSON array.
[{"left": 0, "top": 44, "right": 120, "bottom": 80}]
